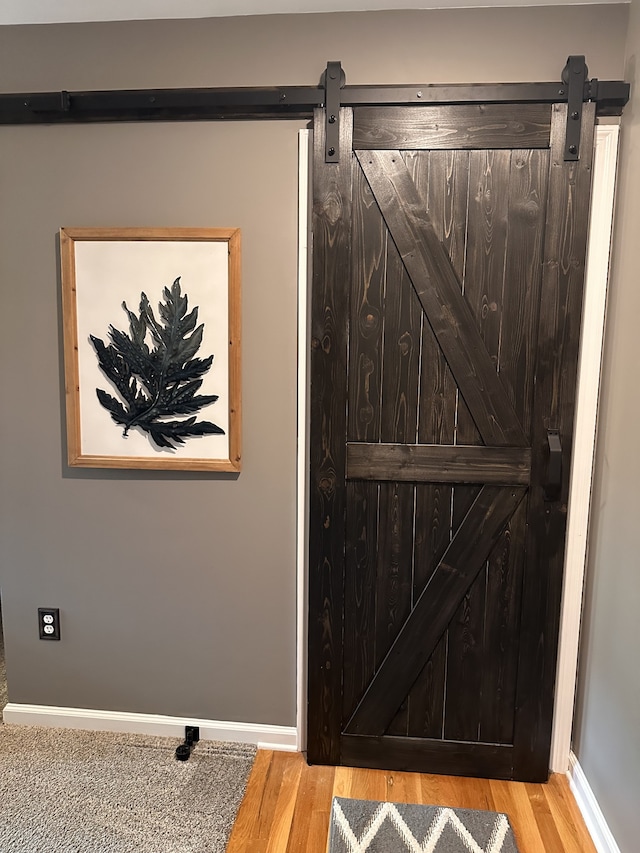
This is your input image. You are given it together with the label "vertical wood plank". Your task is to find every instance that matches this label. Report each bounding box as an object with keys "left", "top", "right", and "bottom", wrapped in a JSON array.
[
  {"left": 526, "top": 783, "right": 568, "bottom": 853},
  {"left": 343, "top": 481, "right": 379, "bottom": 722},
  {"left": 343, "top": 158, "right": 385, "bottom": 734},
  {"left": 252, "top": 751, "right": 290, "bottom": 852},
  {"left": 377, "top": 221, "right": 422, "bottom": 736},
  {"left": 499, "top": 149, "right": 549, "bottom": 436},
  {"left": 446, "top": 430, "right": 484, "bottom": 741},
  {"left": 408, "top": 149, "right": 468, "bottom": 740},
  {"left": 445, "top": 149, "right": 515, "bottom": 744},
  {"left": 480, "top": 498, "right": 527, "bottom": 744},
  {"left": 380, "top": 243, "right": 421, "bottom": 446},
  {"left": 412, "top": 150, "right": 461, "bottom": 462},
  {"left": 513, "top": 103, "right": 596, "bottom": 781},
  {"left": 442, "top": 553, "right": 485, "bottom": 742},
  {"left": 285, "top": 761, "right": 335, "bottom": 853},
  {"left": 490, "top": 779, "right": 547, "bottom": 853},
  {"left": 385, "top": 770, "right": 422, "bottom": 804},
  {"left": 225, "top": 750, "right": 274, "bottom": 853},
  {"left": 332, "top": 765, "right": 354, "bottom": 800},
  {"left": 420, "top": 773, "right": 494, "bottom": 811},
  {"left": 376, "top": 481, "right": 414, "bottom": 736},
  {"left": 307, "top": 107, "right": 353, "bottom": 765},
  {"left": 543, "top": 774, "right": 599, "bottom": 853},
  {"left": 348, "top": 162, "right": 386, "bottom": 443},
  {"left": 451, "top": 776, "right": 496, "bottom": 811},
  {"left": 345, "top": 766, "right": 389, "bottom": 802},
  {"left": 365, "top": 212, "right": 422, "bottom": 737},
  {"left": 265, "top": 754, "right": 304, "bottom": 853},
  {"left": 465, "top": 149, "right": 511, "bottom": 365},
  {"left": 478, "top": 149, "right": 549, "bottom": 746},
  {"left": 405, "top": 610, "right": 447, "bottom": 739}
]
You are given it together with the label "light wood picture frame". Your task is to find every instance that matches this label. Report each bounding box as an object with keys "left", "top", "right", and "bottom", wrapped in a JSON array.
[{"left": 60, "top": 227, "right": 241, "bottom": 471}]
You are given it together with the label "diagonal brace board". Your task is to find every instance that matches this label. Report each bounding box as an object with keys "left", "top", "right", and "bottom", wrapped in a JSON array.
[
  {"left": 345, "top": 485, "right": 526, "bottom": 736},
  {"left": 355, "top": 149, "right": 527, "bottom": 448}
]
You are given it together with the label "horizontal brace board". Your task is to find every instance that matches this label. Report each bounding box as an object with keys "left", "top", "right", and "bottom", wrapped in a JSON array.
[
  {"left": 0, "top": 81, "right": 628, "bottom": 125},
  {"left": 341, "top": 735, "right": 514, "bottom": 779},
  {"left": 353, "top": 104, "right": 551, "bottom": 150},
  {"left": 347, "top": 443, "right": 532, "bottom": 485}
]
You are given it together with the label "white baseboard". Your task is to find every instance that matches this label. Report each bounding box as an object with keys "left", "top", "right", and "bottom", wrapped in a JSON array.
[
  {"left": 2, "top": 702, "right": 298, "bottom": 752},
  {"left": 568, "top": 751, "right": 621, "bottom": 853}
]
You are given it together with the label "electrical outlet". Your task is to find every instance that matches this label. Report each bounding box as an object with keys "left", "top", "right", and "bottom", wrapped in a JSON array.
[{"left": 38, "top": 608, "right": 60, "bottom": 641}]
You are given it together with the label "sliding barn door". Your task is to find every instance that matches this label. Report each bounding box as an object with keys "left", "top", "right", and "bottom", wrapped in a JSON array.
[{"left": 307, "top": 101, "right": 596, "bottom": 782}]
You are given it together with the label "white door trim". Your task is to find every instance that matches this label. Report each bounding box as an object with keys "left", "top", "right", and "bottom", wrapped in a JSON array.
[
  {"left": 550, "top": 123, "right": 620, "bottom": 771},
  {"left": 295, "top": 126, "right": 621, "bottom": 769},
  {"left": 296, "top": 129, "right": 310, "bottom": 752}
]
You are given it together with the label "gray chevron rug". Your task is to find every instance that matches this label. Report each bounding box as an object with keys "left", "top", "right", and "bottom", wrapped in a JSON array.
[{"left": 329, "top": 797, "right": 520, "bottom": 853}]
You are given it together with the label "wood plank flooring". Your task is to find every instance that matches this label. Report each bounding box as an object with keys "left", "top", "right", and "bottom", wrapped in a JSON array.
[{"left": 226, "top": 750, "right": 596, "bottom": 852}]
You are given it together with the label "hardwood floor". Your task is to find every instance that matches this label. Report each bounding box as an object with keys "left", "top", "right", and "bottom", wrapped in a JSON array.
[{"left": 226, "top": 750, "right": 596, "bottom": 852}]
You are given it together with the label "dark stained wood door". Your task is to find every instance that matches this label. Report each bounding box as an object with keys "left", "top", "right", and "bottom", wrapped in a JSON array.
[{"left": 307, "top": 101, "right": 596, "bottom": 782}]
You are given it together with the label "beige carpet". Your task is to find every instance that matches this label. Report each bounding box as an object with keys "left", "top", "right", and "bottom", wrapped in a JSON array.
[{"left": 0, "top": 724, "right": 255, "bottom": 852}]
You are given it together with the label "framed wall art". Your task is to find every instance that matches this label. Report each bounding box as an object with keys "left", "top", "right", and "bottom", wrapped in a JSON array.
[{"left": 60, "top": 227, "right": 241, "bottom": 471}]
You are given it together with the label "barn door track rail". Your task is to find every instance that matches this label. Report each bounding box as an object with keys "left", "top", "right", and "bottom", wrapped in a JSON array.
[{"left": 0, "top": 56, "right": 628, "bottom": 152}]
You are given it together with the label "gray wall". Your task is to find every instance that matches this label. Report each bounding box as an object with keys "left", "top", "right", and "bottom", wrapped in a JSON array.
[
  {"left": 572, "top": 2, "right": 640, "bottom": 850},
  {"left": 0, "top": 120, "right": 302, "bottom": 723},
  {"left": 0, "top": 9, "right": 628, "bottom": 729}
]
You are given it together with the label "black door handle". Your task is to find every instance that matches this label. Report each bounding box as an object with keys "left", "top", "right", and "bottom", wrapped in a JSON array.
[{"left": 544, "top": 429, "right": 562, "bottom": 501}]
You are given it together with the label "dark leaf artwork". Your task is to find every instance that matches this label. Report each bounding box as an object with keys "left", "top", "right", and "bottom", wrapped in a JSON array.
[{"left": 90, "top": 277, "right": 225, "bottom": 449}]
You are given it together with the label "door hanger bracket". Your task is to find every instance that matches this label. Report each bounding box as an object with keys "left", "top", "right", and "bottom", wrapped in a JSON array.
[
  {"left": 322, "top": 61, "right": 345, "bottom": 164},
  {"left": 561, "top": 55, "right": 588, "bottom": 161}
]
